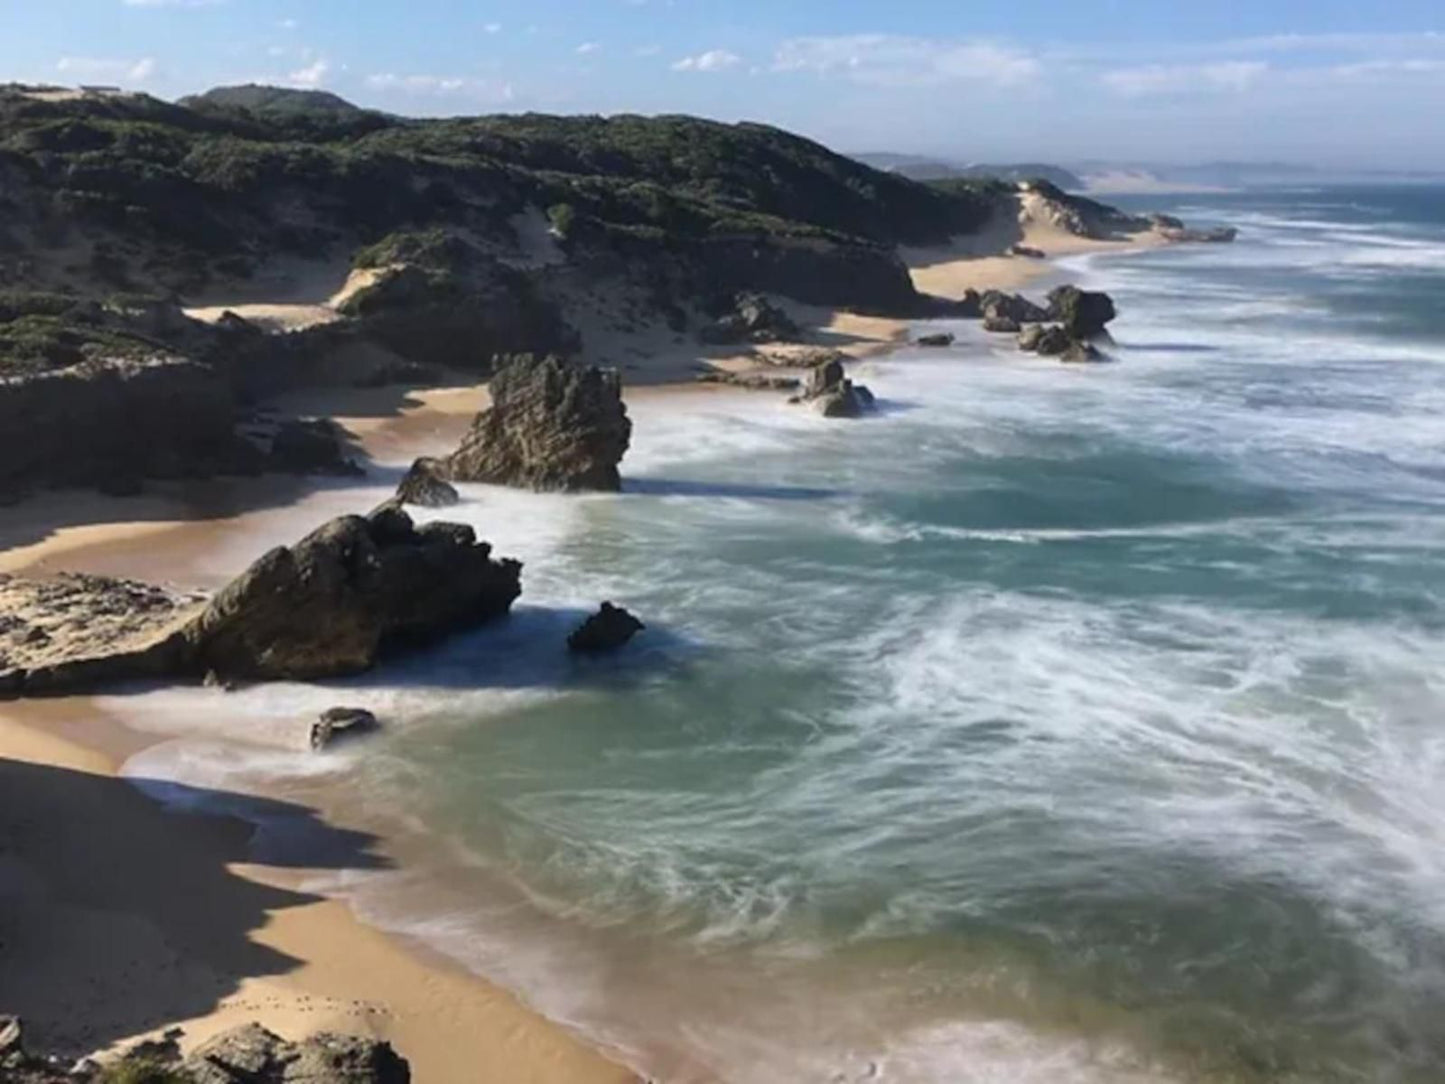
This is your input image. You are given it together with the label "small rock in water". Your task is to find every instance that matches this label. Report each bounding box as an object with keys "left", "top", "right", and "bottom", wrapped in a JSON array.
[
  {"left": 914, "top": 332, "right": 955, "bottom": 348},
  {"left": 311, "top": 707, "right": 380, "bottom": 751},
  {"left": 568, "top": 602, "right": 645, "bottom": 653}
]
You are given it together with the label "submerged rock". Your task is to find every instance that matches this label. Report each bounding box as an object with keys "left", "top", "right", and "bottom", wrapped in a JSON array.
[
  {"left": 311, "top": 706, "right": 380, "bottom": 751},
  {"left": 395, "top": 457, "right": 459, "bottom": 508},
  {"left": 442, "top": 355, "right": 631, "bottom": 492},
  {"left": 568, "top": 602, "right": 646, "bottom": 653},
  {"left": 1046, "top": 285, "right": 1117, "bottom": 341},
  {"left": 914, "top": 332, "right": 955, "bottom": 347}
]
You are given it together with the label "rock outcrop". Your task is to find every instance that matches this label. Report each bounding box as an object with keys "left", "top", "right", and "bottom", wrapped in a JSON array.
[
  {"left": 1, "top": 507, "right": 522, "bottom": 697},
  {"left": 267, "top": 419, "right": 365, "bottom": 477},
  {"left": 568, "top": 602, "right": 646, "bottom": 653},
  {"left": 186, "top": 505, "right": 521, "bottom": 682},
  {"left": 695, "top": 371, "right": 801, "bottom": 392},
  {"left": 792, "top": 358, "right": 875, "bottom": 418},
  {"left": 1017, "top": 324, "right": 1074, "bottom": 356},
  {"left": 394, "top": 457, "right": 459, "bottom": 508},
  {"left": 1047, "top": 285, "right": 1117, "bottom": 340},
  {"left": 442, "top": 355, "right": 631, "bottom": 492},
  {"left": 183, "top": 1023, "right": 409, "bottom": 1084},
  {"left": 1155, "top": 224, "right": 1238, "bottom": 244},
  {"left": 699, "top": 292, "right": 800, "bottom": 344},
  {"left": 0, "top": 574, "right": 203, "bottom": 698}
]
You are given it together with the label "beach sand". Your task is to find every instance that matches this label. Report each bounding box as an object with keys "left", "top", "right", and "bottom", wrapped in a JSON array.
[{"left": 0, "top": 230, "right": 1157, "bottom": 1081}]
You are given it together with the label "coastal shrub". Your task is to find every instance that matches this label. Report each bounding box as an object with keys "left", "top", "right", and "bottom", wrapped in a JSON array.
[{"left": 547, "top": 202, "right": 577, "bottom": 239}]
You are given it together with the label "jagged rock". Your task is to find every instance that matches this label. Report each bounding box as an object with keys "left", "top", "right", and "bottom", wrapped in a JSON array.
[
  {"left": 186, "top": 506, "right": 522, "bottom": 682},
  {"left": 914, "top": 333, "right": 955, "bottom": 347},
  {"left": 268, "top": 419, "right": 364, "bottom": 477},
  {"left": 183, "top": 1023, "right": 410, "bottom": 1084},
  {"left": 568, "top": 602, "right": 646, "bottom": 653},
  {"left": 982, "top": 314, "right": 1021, "bottom": 334},
  {"left": 442, "top": 355, "right": 631, "bottom": 492},
  {"left": 395, "top": 457, "right": 459, "bottom": 508},
  {"left": 696, "top": 371, "right": 802, "bottom": 392},
  {"left": 699, "top": 292, "right": 800, "bottom": 345},
  {"left": 980, "top": 291, "right": 1050, "bottom": 325},
  {"left": 1047, "top": 286, "right": 1117, "bottom": 340},
  {"left": 311, "top": 707, "right": 380, "bottom": 751},
  {"left": 1017, "top": 324, "right": 1045, "bottom": 351},
  {"left": 794, "top": 358, "right": 875, "bottom": 419}
]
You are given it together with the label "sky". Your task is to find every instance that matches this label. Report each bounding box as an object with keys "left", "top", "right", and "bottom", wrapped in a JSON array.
[{"left": 6, "top": 1, "right": 1445, "bottom": 169}]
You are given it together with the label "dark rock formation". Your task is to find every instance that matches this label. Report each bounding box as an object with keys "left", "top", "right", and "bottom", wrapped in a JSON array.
[
  {"left": 1010, "top": 243, "right": 1046, "bottom": 259},
  {"left": 0, "top": 356, "right": 257, "bottom": 501},
  {"left": 442, "top": 355, "right": 631, "bottom": 492},
  {"left": 311, "top": 707, "right": 380, "bottom": 751},
  {"left": 267, "top": 419, "right": 364, "bottom": 477},
  {"left": 792, "top": 358, "right": 875, "bottom": 418},
  {"left": 1060, "top": 341, "right": 1105, "bottom": 363},
  {"left": 1017, "top": 324, "right": 1075, "bottom": 357},
  {"left": 982, "top": 314, "right": 1021, "bottom": 334},
  {"left": 1047, "top": 285, "right": 1117, "bottom": 340},
  {"left": 699, "top": 292, "right": 800, "bottom": 344},
  {"left": 914, "top": 332, "right": 955, "bottom": 347},
  {"left": 187, "top": 505, "right": 521, "bottom": 682},
  {"left": 395, "top": 457, "right": 459, "bottom": 507},
  {"left": 568, "top": 602, "right": 646, "bottom": 653}
]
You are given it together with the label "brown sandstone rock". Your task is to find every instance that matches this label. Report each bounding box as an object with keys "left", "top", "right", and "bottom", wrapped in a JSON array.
[{"left": 442, "top": 355, "right": 631, "bottom": 492}]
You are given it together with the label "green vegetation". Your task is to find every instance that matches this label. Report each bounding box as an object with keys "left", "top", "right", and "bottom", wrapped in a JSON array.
[
  {"left": 0, "top": 291, "right": 156, "bottom": 377},
  {"left": 547, "top": 201, "right": 578, "bottom": 239}
]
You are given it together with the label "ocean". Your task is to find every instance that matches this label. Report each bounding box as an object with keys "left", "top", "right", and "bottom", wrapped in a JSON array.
[{"left": 119, "top": 184, "right": 1445, "bottom": 1082}]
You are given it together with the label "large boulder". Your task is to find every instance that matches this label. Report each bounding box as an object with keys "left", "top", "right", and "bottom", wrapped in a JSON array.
[
  {"left": 568, "top": 602, "right": 646, "bottom": 653},
  {"left": 1047, "top": 286, "right": 1117, "bottom": 340},
  {"left": 1018, "top": 324, "right": 1074, "bottom": 357},
  {"left": 793, "top": 358, "right": 875, "bottom": 419},
  {"left": 442, "top": 355, "right": 631, "bottom": 492},
  {"left": 395, "top": 457, "right": 459, "bottom": 508},
  {"left": 184, "top": 505, "right": 521, "bottom": 682}
]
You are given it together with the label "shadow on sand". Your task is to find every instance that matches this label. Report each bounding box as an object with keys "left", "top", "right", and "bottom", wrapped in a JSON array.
[{"left": 0, "top": 756, "right": 391, "bottom": 1056}]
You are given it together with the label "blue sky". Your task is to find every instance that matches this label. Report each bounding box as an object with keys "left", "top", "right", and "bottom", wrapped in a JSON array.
[{"left": 7, "top": 1, "right": 1445, "bottom": 167}]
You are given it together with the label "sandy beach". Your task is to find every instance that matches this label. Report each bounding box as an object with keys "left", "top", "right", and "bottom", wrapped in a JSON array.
[{"left": 0, "top": 233, "right": 1154, "bottom": 1082}]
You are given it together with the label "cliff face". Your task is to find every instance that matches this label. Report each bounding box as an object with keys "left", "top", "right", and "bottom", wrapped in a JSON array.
[{"left": 0, "top": 354, "right": 246, "bottom": 498}]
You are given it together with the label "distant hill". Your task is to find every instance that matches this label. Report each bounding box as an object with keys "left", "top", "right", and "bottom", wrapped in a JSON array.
[
  {"left": 178, "top": 84, "right": 367, "bottom": 116},
  {"left": 853, "top": 153, "right": 1083, "bottom": 190}
]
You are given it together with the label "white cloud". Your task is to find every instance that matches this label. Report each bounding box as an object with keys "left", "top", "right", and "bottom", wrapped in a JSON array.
[
  {"left": 484, "top": 23, "right": 502, "bottom": 34},
  {"left": 366, "top": 72, "right": 515, "bottom": 102},
  {"left": 772, "top": 35, "right": 1039, "bottom": 88},
  {"left": 576, "top": 42, "right": 601, "bottom": 55},
  {"left": 1101, "top": 61, "right": 1268, "bottom": 96},
  {"left": 671, "top": 49, "right": 741, "bottom": 73},
  {"left": 56, "top": 55, "right": 158, "bottom": 82},
  {"left": 1325, "top": 57, "right": 1445, "bottom": 80},
  {"left": 287, "top": 58, "right": 330, "bottom": 87}
]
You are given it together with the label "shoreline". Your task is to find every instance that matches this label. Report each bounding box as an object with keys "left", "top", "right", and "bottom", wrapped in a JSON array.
[{"left": 0, "top": 232, "right": 1160, "bottom": 1081}]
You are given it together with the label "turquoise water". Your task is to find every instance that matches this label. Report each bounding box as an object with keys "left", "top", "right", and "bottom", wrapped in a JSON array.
[{"left": 128, "top": 186, "right": 1445, "bottom": 1082}]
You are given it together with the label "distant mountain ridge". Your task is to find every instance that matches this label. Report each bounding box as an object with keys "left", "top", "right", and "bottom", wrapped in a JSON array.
[{"left": 853, "top": 153, "right": 1084, "bottom": 191}]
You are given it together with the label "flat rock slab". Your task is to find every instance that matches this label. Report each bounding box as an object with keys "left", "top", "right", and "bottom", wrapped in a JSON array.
[{"left": 0, "top": 573, "right": 205, "bottom": 697}]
